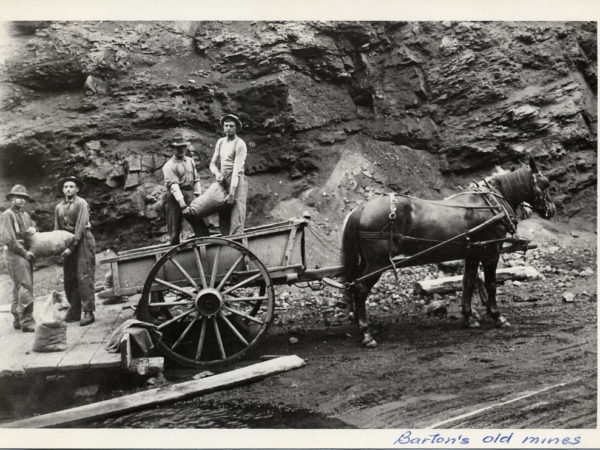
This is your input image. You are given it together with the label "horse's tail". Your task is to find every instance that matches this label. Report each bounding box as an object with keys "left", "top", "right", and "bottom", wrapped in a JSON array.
[{"left": 341, "top": 207, "right": 363, "bottom": 284}]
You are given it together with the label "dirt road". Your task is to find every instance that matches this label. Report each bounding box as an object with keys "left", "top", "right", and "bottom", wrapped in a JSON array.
[{"left": 193, "top": 218, "right": 597, "bottom": 428}]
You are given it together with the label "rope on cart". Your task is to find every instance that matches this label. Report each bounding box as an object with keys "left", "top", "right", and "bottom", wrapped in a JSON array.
[{"left": 306, "top": 224, "right": 341, "bottom": 258}]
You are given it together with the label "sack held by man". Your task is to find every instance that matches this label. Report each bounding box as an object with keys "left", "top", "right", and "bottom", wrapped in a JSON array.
[
  {"left": 24, "top": 227, "right": 74, "bottom": 258},
  {"left": 188, "top": 182, "right": 228, "bottom": 218}
]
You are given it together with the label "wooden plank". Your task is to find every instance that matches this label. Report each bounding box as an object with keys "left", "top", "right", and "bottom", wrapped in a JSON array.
[
  {"left": 57, "top": 304, "right": 123, "bottom": 371},
  {"left": 127, "top": 357, "right": 164, "bottom": 376},
  {"left": 111, "top": 262, "right": 121, "bottom": 296},
  {"left": 281, "top": 227, "right": 298, "bottom": 266},
  {"left": 87, "top": 306, "right": 131, "bottom": 369},
  {"left": 413, "top": 265, "right": 541, "bottom": 295},
  {"left": 0, "top": 314, "right": 29, "bottom": 375},
  {"left": 2, "top": 355, "right": 306, "bottom": 428}
]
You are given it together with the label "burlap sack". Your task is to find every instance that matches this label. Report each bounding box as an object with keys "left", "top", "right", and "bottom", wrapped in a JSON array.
[
  {"left": 33, "top": 292, "right": 69, "bottom": 352},
  {"left": 24, "top": 228, "right": 74, "bottom": 257},
  {"left": 189, "top": 182, "right": 227, "bottom": 217},
  {"left": 32, "top": 322, "right": 67, "bottom": 352}
]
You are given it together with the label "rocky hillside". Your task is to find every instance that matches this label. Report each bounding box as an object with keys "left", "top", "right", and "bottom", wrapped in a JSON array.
[{"left": 0, "top": 21, "right": 596, "bottom": 256}]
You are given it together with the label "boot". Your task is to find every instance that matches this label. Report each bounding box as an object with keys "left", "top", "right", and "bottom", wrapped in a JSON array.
[
  {"left": 80, "top": 311, "right": 95, "bottom": 326},
  {"left": 20, "top": 304, "right": 36, "bottom": 332},
  {"left": 65, "top": 308, "right": 81, "bottom": 322},
  {"left": 12, "top": 317, "right": 21, "bottom": 330}
]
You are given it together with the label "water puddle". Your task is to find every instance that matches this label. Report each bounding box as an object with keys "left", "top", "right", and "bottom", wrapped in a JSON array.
[{"left": 89, "top": 399, "right": 354, "bottom": 428}]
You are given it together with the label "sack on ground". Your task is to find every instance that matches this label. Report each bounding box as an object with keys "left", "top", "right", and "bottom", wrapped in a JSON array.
[
  {"left": 189, "top": 182, "right": 227, "bottom": 217},
  {"left": 38, "top": 291, "right": 70, "bottom": 325},
  {"left": 32, "top": 322, "right": 67, "bottom": 352},
  {"left": 24, "top": 228, "right": 74, "bottom": 257}
]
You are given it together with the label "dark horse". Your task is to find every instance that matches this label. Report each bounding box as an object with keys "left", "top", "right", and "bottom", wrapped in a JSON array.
[{"left": 341, "top": 158, "right": 555, "bottom": 347}]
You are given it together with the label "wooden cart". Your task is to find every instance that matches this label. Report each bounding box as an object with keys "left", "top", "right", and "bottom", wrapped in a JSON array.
[
  {"left": 99, "top": 218, "right": 344, "bottom": 368},
  {"left": 99, "top": 217, "right": 532, "bottom": 368}
]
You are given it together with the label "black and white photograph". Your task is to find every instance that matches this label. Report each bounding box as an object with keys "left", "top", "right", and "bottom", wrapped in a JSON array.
[{"left": 0, "top": 0, "right": 597, "bottom": 447}]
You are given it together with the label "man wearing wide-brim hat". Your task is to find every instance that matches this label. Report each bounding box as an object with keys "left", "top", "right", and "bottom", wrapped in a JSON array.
[
  {"left": 162, "top": 129, "right": 210, "bottom": 245},
  {"left": 207, "top": 114, "right": 248, "bottom": 235},
  {"left": 0, "top": 185, "right": 37, "bottom": 332},
  {"left": 54, "top": 176, "right": 97, "bottom": 326}
]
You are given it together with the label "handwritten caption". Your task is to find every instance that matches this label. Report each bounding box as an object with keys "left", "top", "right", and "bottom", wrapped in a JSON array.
[{"left": 393, "top": 430, "right": 582, "bottom": 446}]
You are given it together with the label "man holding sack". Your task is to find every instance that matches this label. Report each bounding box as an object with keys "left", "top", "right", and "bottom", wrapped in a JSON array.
[
  {"left": 162, "top": 130, "right": 210, "bottom": 244},
  {"left": 188, "top": 114, "right": 248, "bottom": 236},
  {"left": 0, "top": 185, "right": 36, "bottom": 332},
  {"left": 54, "top": 176, "right": 97, "bottom": 326}
]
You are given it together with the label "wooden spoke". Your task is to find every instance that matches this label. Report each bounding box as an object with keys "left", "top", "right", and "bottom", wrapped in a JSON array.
[
  {"left": 216, "top": 254, "right": 245, "bottom": 291},
  {"left": 223, "top": 305, "right": 264, "bottom": 325},
  {"left": 157, "top": 308, "right": 194, "bottom": 330},
  {"left": 192, "top": 246, "right": 208, "bottom": 289},
  {"left": 148, "top": 300, "right": 193, "bottom": 307},
  {"left": 169, "top": 258, "right": 200, "bottom": 291},
  {"left": 223, "top": 295, "right": 269, "bottom": 303},
  {"left": 222, "top": 273, "right": 262, "bottom": 295},
  {"left": 219, "top": 311, "right": 249, "bottom": 346},
  {"left": 210, "top": 246, "right": 221, "bottom": 288},
  {"left": 171, "top": 316, "right": 198, "bottom": 350},
  {"left": 154, "top": 278, "right": 195, "bottom": 298},
  {"left": 195, "top": 317, "right": 207, "bottom": 360},
  {"left": 213, "top": 317, "right": 226, "bottom": 359}
]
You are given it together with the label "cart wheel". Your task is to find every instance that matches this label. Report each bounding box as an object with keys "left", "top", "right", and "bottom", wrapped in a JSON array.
[
  {"left": 137, "top": 237, "right": 275, "bottom": 368},
  {"left": 476, "top": 265, "right": 488, "bottom": 307}
]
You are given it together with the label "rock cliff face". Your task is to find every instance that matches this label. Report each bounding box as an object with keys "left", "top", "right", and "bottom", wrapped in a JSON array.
[{"left": 0, "top": 21, "right": 596, "bottom": 251}]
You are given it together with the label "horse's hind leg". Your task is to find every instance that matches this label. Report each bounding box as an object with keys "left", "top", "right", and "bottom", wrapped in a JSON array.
[
  {"left": 481, "top": 254, "right": 511, "bottom": 328},
  {"left": 352, "top": 272, "right": 381, "bottom": 348},
  {"left": 462, "top": 257, "right": 480, "bottom": 328}
]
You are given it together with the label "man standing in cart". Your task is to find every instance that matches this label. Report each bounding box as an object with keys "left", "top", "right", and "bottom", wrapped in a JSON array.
[
  {"left": 54, "top": 176, "right": 97, "bottom": 326},
  {"left": 162, "top": 129, "right": 210, "bottom": 244},
  {"left": 0, "top": 185, "right": 36, "bottom": 332},
  {"left": 209, "top": 114, "right": 248, "bottom": 235}
]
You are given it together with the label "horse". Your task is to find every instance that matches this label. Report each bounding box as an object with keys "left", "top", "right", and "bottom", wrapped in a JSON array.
[{"left": 341, "top": 157, "right": 556, "bottom": 348}]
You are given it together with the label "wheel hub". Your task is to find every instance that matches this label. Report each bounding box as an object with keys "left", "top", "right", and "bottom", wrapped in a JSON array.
[{"left": 195, "top": 288, "right": 223, "bottom": 316}]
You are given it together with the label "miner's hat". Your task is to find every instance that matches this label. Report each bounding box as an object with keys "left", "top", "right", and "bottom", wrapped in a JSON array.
[
  {"left": 6, "top": 184, "right": 31, "bottom": 201},
  {"left": 58, "top": 176, "right": 86, "bottom": 193},
  {"left": 219, "top": 114, "right": 242, "bottom": 130}
]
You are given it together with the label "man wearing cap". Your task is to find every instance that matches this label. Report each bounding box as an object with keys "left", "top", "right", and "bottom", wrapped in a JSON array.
[
  {"left": 54, "top": 176, "right": 96, "bottom": 326},
  {"left": 0, "top": 185, "right": 36, "bottom": 332},
  {"left": 162, "top": 129, "right": 209, "bottom": 245},
  {"left": 210, "top": 114, "right": 248, "bottom": 235}
]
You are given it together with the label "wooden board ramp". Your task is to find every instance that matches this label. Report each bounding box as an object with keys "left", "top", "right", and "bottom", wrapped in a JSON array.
[
  {"left": 1, "top": 355, "right": 306, "bottom": 428},
  {"left": 0, "top": 301, "right": 130, "bottom": 377}
]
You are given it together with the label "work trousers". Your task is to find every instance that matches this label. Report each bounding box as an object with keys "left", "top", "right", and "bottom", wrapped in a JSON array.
[
  {"left": 219, "top": 175, "right": 247, "bottom": 236},
  {"left": 63, "top": 229, "right": 96, "bottom": 314},
  {"left": 5, "top": 250, "right": 35, "bottom": 328},
  {"left": 164, "top": 190, "right": 210, "bottom": 245}
]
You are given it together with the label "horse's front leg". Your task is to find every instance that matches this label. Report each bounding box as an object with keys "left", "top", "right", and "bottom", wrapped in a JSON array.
[
  {"left": 352, "top": 273, "right": 381, "bottom": 348},
  {"left": 462, "top": 257, "right": 480, "bottom": 328},
  {"left": 482, "top": 254, "right": 511, "bottom": 328}
]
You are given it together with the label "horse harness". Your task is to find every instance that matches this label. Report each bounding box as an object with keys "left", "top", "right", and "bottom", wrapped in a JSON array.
[{"left": 357, "top": 186, "right": 520, "bottom": 282}]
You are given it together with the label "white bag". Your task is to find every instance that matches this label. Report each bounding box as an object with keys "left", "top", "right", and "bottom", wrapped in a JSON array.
[
  {"left": 38, "top": 291, "right": 70, "bottom": 325},
  {"left": 24, "top": 228, "right": 74, "bottom": 258}
]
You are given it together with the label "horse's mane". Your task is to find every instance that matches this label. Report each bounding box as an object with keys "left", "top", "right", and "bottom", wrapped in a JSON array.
[{"left": 489, "top": 167, "right": 532, "bottom": 203}]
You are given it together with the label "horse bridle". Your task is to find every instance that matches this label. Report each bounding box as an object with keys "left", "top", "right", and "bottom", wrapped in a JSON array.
[{"left": 531, "top": 171, "right": 554, "bottom": 218}]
